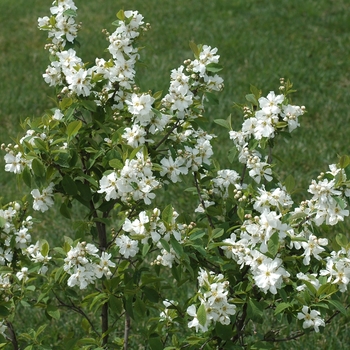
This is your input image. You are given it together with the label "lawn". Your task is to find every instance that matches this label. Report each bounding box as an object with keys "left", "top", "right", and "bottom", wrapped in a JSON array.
[{"left": 0, "top": 0, "right": 350, "bottom": 348}]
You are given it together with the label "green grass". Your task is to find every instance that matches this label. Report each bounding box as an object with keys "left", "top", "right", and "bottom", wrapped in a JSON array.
[{"left": 1, "top": 0, "right": 350, "bottom": 348}]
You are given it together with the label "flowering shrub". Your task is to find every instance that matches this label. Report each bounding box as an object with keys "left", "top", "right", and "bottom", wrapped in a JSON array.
[{"left": 1, "top": 0, "right": 349, "bottom": 349}]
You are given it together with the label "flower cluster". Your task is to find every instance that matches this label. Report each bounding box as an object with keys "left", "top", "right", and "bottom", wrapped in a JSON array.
[
  {"left": 116, "top": 207, "right": 186, "bottom": 268},
  {"left": 187, "top": 269, "right": 236, "bottom": 332},
  {"left": 98, "top": 151, "right": 160, "bottom": 205},
  {"left": 229, "top": 87, "right": 305, "bottom": 183},
  {"left": 31, "top": 182, "right": 55, "bottom": 213},
  {"left": 297, "top": 306, "right": 325, "bottom": 332},
  {"left": 63, "top": 242, "right": 115, "bottom": 289}
]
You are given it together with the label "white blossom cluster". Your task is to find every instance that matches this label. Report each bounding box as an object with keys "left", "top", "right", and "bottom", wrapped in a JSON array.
[
  {"left": 162, "top": 45, "right": 223, "bottom": 120},
  {"left": 98, "top": 151, "right": 160, "bottom": 205},
  {"left": 63, "top": 242, "right": 115, "bottom": 289},
  {"left": 229, "top": 91, "right": 305, "bottom": 183},
  {"left": 31, "top": 182, "right": 55, "bottom": 213},
  {"left": 187, "top": 269, "right": 236, "bottom": 332},
  {"left": 159, "top": 299, "right": 178, "bottom": 324},
  {"left": 3, "top": 150, "right": 31, "bottom": 174},
  {"left": 297, "top": 306, "right": 325, "bottom": 332},
  {"left": 0, "top": 202, "right": 33, "bottom": 255},
  {"left": 38, "top": 0, "right": 78, "bottom": 51},
  {"left": 291, "top": 164, "right": 350, "bottom": 227},
  {"left": 116, "top": 208, "right": 185, "bottom": 268}
]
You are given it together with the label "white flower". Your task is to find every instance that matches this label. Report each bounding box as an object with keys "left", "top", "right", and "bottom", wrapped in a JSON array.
[
  {"left": 16, "top": 267, "right": 29, "bottom": 282},
  {"left": 53, "top": 108, "right": 64, "bottom": 120},
  {"left": 258, "top": 91, "right": 284, "bottom": 114},
  {"left": 297, "top": 306, "right": 325, "bottom": 332},
  {"left": 115, "top": 234, "right": 139, "bottom": 258},
  {"left": 160, "top": 156, "right": 188, "bottom": 183},
  {"left": 187, "top": 304, "right": 208, "bottom": 332},
  {"left": 31, "top": 183, "right": 55, "bottom": 212},
  {"left": 4, "top": 152, "right": 28, "bottom": 174},
  {"left": 97, "top": 172, "right": 119, "bottom": 201}
]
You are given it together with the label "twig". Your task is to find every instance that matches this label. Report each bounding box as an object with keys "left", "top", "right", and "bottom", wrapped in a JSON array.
[
  {"left": 124, "top": 312, "right": 131, "bottom": 350},
  {"left": 5, "top": 321, "right": 19, "bottom": 350},
  {"left": 53, "top": 291, "right": 101, "bottom": 337},
  {"left": 153, "top": 120, "right": 181, "bottom": 150},
  {"left": 194, "top": 172, "right": 215, "bottom": 229}
]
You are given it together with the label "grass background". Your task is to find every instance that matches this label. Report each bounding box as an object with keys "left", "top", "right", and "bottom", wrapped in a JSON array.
[{"left": 1, "top": 0, "right": 350, "bottom": 348}]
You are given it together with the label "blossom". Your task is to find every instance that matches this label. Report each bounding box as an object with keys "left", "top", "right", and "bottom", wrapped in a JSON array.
[
  {"left": 16, "top": 267, "right": 29, "bottom": 282},
  {"left": 115, "top": 234, "right": 139, "bottom": 258},
  {"left": 4, "top": 152, "right": 28, "bottom": 174},
  {"left": 160, "top": 156, "right": 188, "bottom": 183},
  {"left": 253, "top": 258, "right": 290, "bottom": 294},
  {"left": 297, "top": 306, "right": 325, "bottom": 332},
  {"left": 187, "top": 304, "right": 208, "bottom": 332},
  {"left": 31, "top": 183, "right": 55, "bottom": 212}
]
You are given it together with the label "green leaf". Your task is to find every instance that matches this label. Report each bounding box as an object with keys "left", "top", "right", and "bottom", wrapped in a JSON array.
[
  {"left": 339, "top": 155, "right": 350, "bottom": 169},
  {"left": 245, "top": 94, "right": 258, "bottom": 106},
  {"left": 63, "top": 9, "right": 77, "bottom": 17},
  {"left": 162, "top": 204, "right": 173, "bottom": 225},
  {"left": 66, "top": 120, "right": 82, "bottom": 139},
  {"left": 46, "top": 305, "right": 60, "bottom": 320},
  {"left": 170, "top": 236, "right": 183, "bottom": 258},
  {"left": 41, "top": 241, "right": 49, "bottom": 257},
  {"left": 336, "top": 233, "right": 348, "bottom": 248},
  {"left": 116, "top": 9, "right": 125, "bottom": 21},
  {"left": 159, "top": 238, "right": 170, "bottom": 253},
  {"left": 149, "top": 337, "right": 163, "bottom": 350},
  {"left": 214, "top": 119, "right": 230, "bottom": 129},
  {"left": 31, "top": 158, "right": 46, "bottom": 178},
  {"left": 268, "top": 231, "right": 279, "bottom": 257},
  {"left": 205, "top": 62, "right": 223, "bottom": 72},
  {"left": 62, "top": 175, "right": 78, "bottom": 196},
  {"left": 284, "top": 174, "right": 295, "bottom": 193},
  {"left": 109, "top": 158, "right": 124, "bottom": 169},
  {"left": 60, "top": 202, "right": 71, "bottom": 219},
  {"left": 22, "top": 166, "right": 32, "bottom": 188},
  {"left": 81, "top": 100, "right": 97, "bottom": 112},
  {"left": 189, "top": 41, "right": 200, "bottom": 58},
  {"left": 247, "top": 299, "right": 264, "bottom": 323},
  {"left": 237, "top": 206, "right": 245, "bottom": 222},
  {"left": 327, "top": 299, "right": 348, "bottom": 316},
  {"left": 274, "top": 302, "right": 291, "bottom": 315},
  {"left": 250, "top": 85, "right": 261, "bottom": 99},
  {"left": 197, "top": 303, "right": 207, "bottom": 327}
]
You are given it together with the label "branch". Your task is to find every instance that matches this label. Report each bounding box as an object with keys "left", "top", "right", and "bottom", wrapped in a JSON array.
[
  {"left": 124, "top": 312, "right": 131, "bottom": 350},
  {"left": 53, "top": 291, "right": 101, "bottom": 338},
  {"left": 153, "top": 120, "right": 181, "bottom": 151},
  {"left": 5, "top": 321, "right": 19, "bottom": 350},
  {"left": 194, "top": 172, "right": 215, "bottom": 229}
]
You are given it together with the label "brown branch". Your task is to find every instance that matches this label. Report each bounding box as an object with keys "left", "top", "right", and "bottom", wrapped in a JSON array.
[
  {"left": 194, "top": 172, "right": 215, "bottom": 229},
  {"left": 124, "top": 312, "right": 131, "bottom": 350},
  {"left": 53, "top": 291, "right": 101, "bottom": 337},
  {"left": 153, "top": 120, "right": 181, "bottom": 151},
  {"left": 5, "top": 321, "right": 19, "bottom": 350}
]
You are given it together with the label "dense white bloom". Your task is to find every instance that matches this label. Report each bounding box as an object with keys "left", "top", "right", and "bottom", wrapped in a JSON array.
[
  {"left": 95, "top": 252, "right": 115, "bottom": 278},
  {"left": 115, "top": 234, "right": 139, "bottom": 258},
  {"left": 4, "top": 152, "right": 28, "bottom": 174},
  {"left": 122, "top": 124, "right": 147, "bottom": 147},
  {"left": 301, "top": 233, "right": 328, "bottom": 265},
  {"left": 31, "top": 183, "right": 55, "bottom": 212},
  {"left": 160, "top": 156, "right": 188, "bottom": 183},
  {"left": 297, "top": 306, "right": 325, "bottom": 332},
  {"left": 258, "top": 91, "right": 284, "bottom": 114},
  {"left": 253, "top": 258, "right": 290, "bottom": 294}
]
